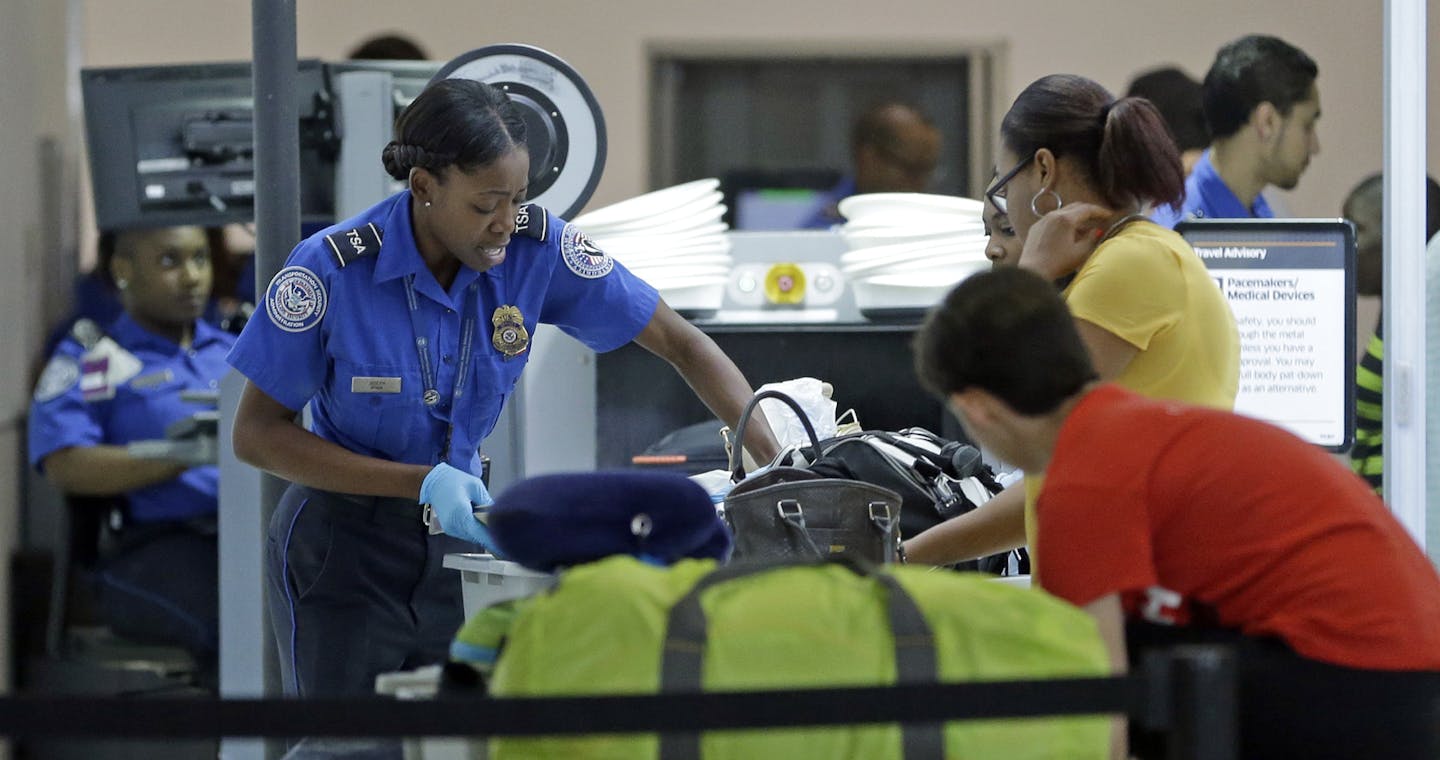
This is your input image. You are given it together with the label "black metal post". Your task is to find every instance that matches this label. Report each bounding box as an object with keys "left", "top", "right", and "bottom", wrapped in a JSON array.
[
  {"left": 249, "top": 0, "right": 300, "bottom": 578},
  {"left": 247, "top": 3, "right": 299, "bottom": 756},
  {"left": 251, "top": 0, "right": 300, "bottom": 278},
  {"left": 1167, "top": 645, "right": 1238, "bottom": 760}
]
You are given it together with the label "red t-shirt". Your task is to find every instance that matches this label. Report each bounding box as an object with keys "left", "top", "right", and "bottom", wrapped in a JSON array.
[{"left": 1037, "top": 384, "right": 1440, "bottom": 671}]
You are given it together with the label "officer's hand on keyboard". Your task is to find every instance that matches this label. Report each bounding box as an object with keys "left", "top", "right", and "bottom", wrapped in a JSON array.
[{"left": 420, "top": 463, "right": 497, "bottom": 548}]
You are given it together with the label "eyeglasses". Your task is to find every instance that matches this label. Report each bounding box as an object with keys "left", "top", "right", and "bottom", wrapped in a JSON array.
[{"left": 985, "top": 155, "right": 1032, "bottom": 215}]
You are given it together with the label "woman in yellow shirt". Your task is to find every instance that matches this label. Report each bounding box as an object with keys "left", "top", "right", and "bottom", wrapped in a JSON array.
[{"left": 905, "top": 74, "right": 1239, "bottom": 567}]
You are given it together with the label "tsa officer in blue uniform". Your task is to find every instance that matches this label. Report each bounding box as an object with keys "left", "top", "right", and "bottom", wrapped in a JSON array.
[
  {"left": 28, "top": 225, "right": 231, "bottom": 672},
  {"left": 228, "top": 78, "right": 779, "bottom": 697}
]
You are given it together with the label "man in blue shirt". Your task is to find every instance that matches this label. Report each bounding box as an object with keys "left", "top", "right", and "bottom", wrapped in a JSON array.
[
  {"left": 801, "top": 101, "right": 942, "bottom": 228},
  {"left": 1152, "top": 36, "right": 1320, "bottom": 228}
]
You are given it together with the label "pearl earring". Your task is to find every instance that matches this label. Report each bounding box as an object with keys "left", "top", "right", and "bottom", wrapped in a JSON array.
[
  {"left": 116, "top": 279, "right": 128, "bottom": 289},
  {"left": 424, "top": 201, "right": 432, "bottom": 208}
]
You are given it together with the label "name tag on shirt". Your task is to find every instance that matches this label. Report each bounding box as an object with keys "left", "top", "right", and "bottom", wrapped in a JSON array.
[
  {"left": 351, "top": 376, "right": 402, "bottom": 394},
  {"left": 129, "top": 369, "right": 175, "bottom": 390}
]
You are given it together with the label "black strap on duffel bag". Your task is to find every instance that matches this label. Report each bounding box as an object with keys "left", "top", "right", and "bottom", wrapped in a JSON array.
[{"left": 658, "top": 555, "right": 943, "bottom": 760}]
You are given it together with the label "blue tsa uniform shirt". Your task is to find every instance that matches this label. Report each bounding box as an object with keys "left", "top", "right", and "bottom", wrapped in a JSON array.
[
  {"left": 1151, "top": 149, "right": 1275, "bottom": 228},
  {"left": 28, "top": 314, "right": 234, "bottom": 523},
  {"left": 227, "top": 191, "right": 660, "bottom": 475}
]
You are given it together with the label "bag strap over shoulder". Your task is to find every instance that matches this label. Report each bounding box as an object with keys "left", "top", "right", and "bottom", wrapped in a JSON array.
[
  {"left": 658, "top": 557, "right": 943, "bottom": 760},
  {"left": 730, "top": 389, "right": 823, "bottom": 480}
]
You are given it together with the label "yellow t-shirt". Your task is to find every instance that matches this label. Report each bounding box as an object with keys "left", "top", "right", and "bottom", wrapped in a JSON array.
[
  {"left": 1026, "top": 222, "right": 1241, "bottom": 575},
  {"left": 1062, "top": 222, "right": 1239, "bottom": 408}
]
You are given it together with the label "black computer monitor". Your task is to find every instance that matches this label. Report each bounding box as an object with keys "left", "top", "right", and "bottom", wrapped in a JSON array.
[
  {"left": 81, "top": 60, "right": 332, "bottom": 231},
  {"left": 1176, "top": 218, "right": 1357, "bottom": 451}
]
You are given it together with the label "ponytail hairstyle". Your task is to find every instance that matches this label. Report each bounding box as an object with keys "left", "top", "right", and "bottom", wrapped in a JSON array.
[
  {"left": 1000, "top": 74, "right": 1185, "bottom": 211},
  {"left": 381, "top": 78, "right": 528, "bottom": 183}
]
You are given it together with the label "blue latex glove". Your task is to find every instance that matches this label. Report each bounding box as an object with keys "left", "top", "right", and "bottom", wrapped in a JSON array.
[{"left": 420, "top": 463, "right": 496, "bottom": 548}]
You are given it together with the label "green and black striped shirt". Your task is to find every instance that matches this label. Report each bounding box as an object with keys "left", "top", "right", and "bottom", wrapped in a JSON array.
[{"left": 1351, "top": 318, "right": 1384, "bottom": 495}]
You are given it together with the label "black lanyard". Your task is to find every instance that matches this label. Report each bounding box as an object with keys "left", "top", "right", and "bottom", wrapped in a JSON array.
[{"left": 404, "top": 274, "right": 479, "bottom": 464}]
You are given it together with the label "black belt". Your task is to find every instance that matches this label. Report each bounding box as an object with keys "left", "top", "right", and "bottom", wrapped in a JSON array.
[{"left": 321, "top": 490, "right": 425, "bottom": 525}]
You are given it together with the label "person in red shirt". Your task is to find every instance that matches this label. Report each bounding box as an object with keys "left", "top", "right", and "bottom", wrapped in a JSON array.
[{"left": 912, "top": 266, "right": 1440, "bottom": 760}]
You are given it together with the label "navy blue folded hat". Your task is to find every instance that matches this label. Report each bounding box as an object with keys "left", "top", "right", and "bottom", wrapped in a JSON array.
[{"left": 486, "top": 470, "right": 732, "bottom": 572}]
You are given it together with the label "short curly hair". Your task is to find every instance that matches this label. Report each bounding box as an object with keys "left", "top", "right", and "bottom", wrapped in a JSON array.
[{"left": 913, "top": 268, "right": 1097, "bottom": 415}]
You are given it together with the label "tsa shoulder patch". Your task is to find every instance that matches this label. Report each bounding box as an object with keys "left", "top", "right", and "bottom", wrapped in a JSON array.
[
  {"left": 265, "top": 266, "right": 328, "bottom": 333},
  {"left": 515, "top": 204, "right": 548, "bottom": 241},
  {"left": 559, "top": 222, "right": 614, "bottom": 279},
  {"left": 33, "top": 355, "right": 80, "bottom": 402},
  {"left": 323, "top": 223, "right": 383, "bottom": 268}
]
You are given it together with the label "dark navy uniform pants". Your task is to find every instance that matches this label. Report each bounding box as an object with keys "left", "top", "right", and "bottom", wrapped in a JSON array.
[
  {"left": 267, "top": 484, "right": 475, "bottom": 697},
  {"left": 94, "top": 520, "right": 218, "bottom": 674}
]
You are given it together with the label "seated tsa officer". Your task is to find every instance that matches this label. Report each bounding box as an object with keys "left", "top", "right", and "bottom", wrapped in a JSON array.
[
  {"left": 227, "top": 78, "right": 779, "bottom": 697},
  {"left": 914, "top": 268, "right": 1440, "bottom": 760},
  {"left": 28, "top": 225, "right": 229, "bottom": 671}
]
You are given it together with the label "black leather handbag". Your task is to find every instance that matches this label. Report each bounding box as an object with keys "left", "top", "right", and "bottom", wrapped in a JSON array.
[{"left": 722, "top": 390, "right": 903, "bottom": 564}]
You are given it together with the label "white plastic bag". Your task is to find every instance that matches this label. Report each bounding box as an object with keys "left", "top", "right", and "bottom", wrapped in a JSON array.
[
  {"left": 689, "top": 469, "right": 736, "bottom": 507},
  {"left": 755, "top": 377, "right": 838, "bottom": 448}
]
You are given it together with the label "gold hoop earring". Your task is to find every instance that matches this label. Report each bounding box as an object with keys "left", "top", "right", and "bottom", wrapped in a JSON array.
[{"left": 1030, "top": 188, "right": 1063, "bottom": 217}]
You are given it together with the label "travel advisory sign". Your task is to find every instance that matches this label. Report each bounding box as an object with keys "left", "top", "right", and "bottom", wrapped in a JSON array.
[{"left": 1179, "top": 220, "right": 1355, "bottom": 451}]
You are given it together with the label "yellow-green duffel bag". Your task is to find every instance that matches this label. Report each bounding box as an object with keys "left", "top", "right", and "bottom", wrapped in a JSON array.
[{"left": 458, "top": 555, "right": 1110, "bottom": 760}]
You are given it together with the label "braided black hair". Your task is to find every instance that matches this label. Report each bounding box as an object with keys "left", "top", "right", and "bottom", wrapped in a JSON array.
[{"left": 380, "top": 78, "right": 528, "bottom": 182}]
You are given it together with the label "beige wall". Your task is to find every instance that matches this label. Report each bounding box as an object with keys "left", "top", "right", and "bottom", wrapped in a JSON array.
[
  {"left": 79, "top": 0, "right": 1437, "bottom": 219},
  {"left": 0, "top": 0, "right": 74, "bottom": 718}
]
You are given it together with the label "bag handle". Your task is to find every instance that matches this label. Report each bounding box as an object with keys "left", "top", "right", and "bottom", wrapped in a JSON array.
[
  {"left": 730, "top": 389, "right": 823, "bottom": 480},
  {"left": 658, "top": 557, "right": 943, "bottom": 760},
  {"left": 773, "top": 499, "right": 897, "bottom": 560},
  {"left": 776, "top": 499, "right": 826, "bottom": 559}
]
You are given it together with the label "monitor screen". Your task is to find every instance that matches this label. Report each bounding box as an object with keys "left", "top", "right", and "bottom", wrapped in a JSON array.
[
  {"left": 721, "top": 168, "right": 841, "bottom": 230},
  {"left": 734, "top": 188, "right": 828, "bottom": 231},
  {"left": 1177, "top": 219, "right": 1356, "bottom": 451},
  {"left": 82, "top": 60, "right": 332, "bottom": 231}
]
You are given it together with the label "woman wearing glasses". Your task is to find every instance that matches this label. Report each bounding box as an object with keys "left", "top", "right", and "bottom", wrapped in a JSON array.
[
  {"left": 981, "top": 191, "right": 1021, "bottom": 269},
  {"left": 904, "top": 74, "right": 1238, "bottom": 568}
]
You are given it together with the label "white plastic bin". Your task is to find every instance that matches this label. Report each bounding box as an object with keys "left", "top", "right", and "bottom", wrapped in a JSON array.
[
  {"left": 374, "top": 666, "right": 481, "bottom": 760},
  {"left": 443, "top": 553, "right": 557, "bottom": 619}
]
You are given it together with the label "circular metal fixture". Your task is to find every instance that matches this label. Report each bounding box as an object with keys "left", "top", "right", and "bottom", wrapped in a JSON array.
[{"left": 434, "top": 44, "right": 606, "bottom": 220}]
